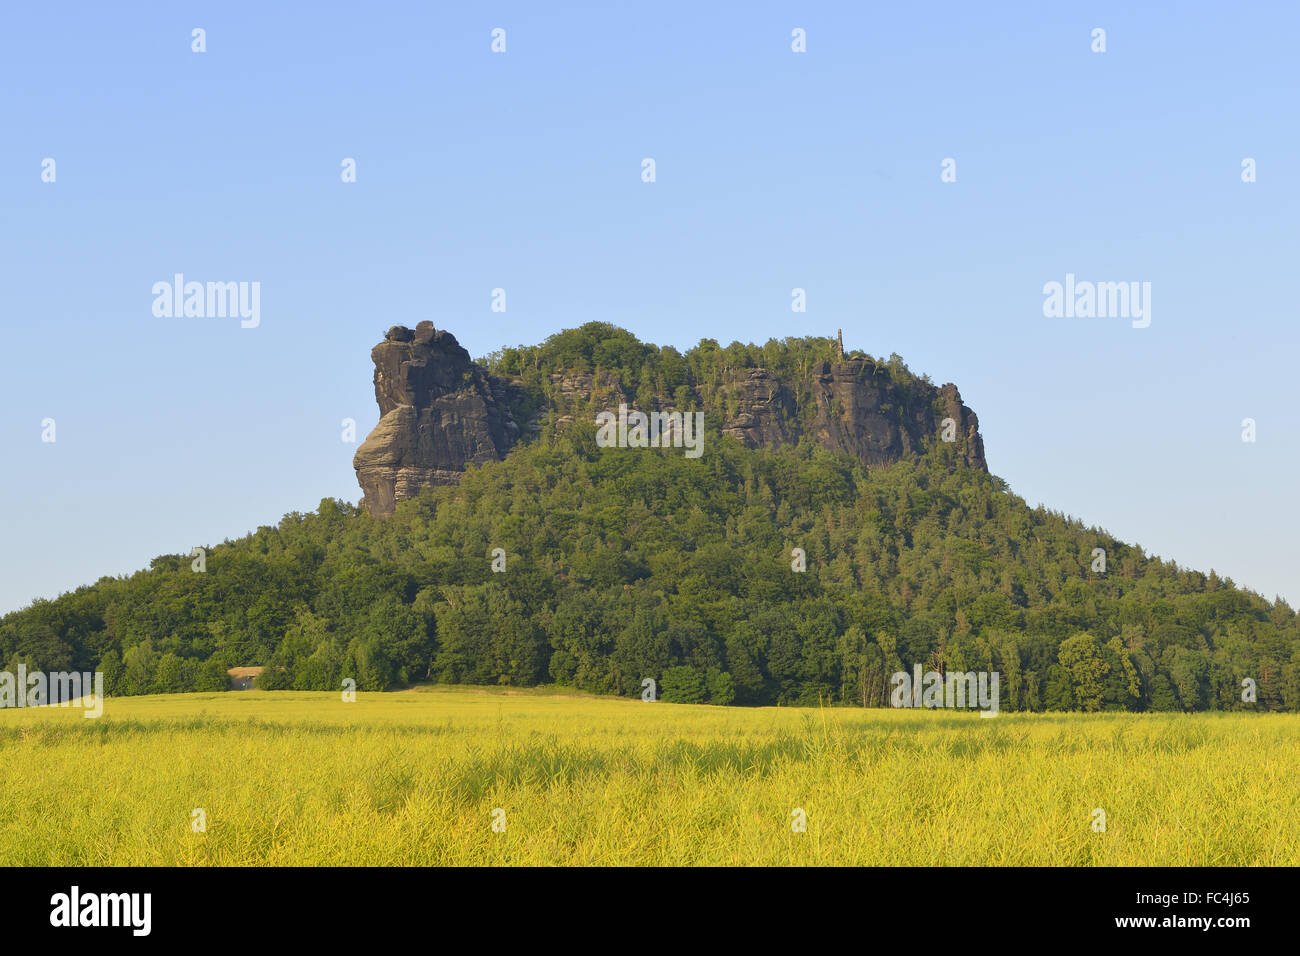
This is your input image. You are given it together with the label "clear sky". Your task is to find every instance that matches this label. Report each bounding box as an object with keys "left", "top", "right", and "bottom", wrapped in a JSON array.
[{"left": 3, "top": 1, "right": 1297, "bottom": 615}]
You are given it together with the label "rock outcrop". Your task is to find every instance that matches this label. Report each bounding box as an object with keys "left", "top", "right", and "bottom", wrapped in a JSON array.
[
  {"left": 716, "top": 358, "right": 984, "bottom": 470},
  {"left": 353, "top": 322, "right": 520, "bottom": 517},
  {"left": 355, "top": 324, "right": 986, "bottom": 516}
]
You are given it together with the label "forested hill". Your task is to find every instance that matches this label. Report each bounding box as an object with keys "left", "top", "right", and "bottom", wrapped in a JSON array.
[{"left": 3, "top": 328, "right": 1298, "bottom": 711}]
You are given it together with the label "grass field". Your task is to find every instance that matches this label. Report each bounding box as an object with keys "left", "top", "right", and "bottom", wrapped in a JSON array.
[{"left": 2, "top": 686, "right": 1297, "bottom": 866}]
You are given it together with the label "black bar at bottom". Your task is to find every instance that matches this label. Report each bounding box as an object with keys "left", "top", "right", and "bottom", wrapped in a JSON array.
[{"left": 2, "top": 865, "right": 1285, "bottom": 942}]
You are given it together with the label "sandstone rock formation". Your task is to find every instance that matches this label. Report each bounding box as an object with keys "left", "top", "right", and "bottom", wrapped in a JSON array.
[
  {"left": 716, "top": 357, "right": 984, "bottom": 470},
  {"left": 353, "top": 322, "right": 520, "bottom": 517},
  {"left": 355, "top": 324, "right": 986, "bottom": 516}
]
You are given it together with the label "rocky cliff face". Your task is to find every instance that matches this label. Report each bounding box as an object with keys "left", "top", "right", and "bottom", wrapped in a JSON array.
[
  {"left": 715, "top": 358, "right": 984, "bottom": 470},
  {"left": 355, "top": 324, "right": 986, "bottom": 516},
  {"left": 353, "top": 322, "right": 521, "bottom": 518}
]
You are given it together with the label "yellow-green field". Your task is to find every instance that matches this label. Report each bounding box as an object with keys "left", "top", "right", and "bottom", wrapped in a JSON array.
[{"left": 2, "top": 687, "right": 1296, "bottom": 865}]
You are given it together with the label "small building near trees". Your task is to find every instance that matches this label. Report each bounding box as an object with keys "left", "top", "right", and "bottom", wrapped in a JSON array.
[{"left": 226, "top": 666, "right": 264, "bottom": 690}]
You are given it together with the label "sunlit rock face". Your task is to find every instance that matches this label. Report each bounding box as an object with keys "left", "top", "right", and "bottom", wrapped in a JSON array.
[{"left": 354, "top": 323, "right": 520, "bottom": 518}]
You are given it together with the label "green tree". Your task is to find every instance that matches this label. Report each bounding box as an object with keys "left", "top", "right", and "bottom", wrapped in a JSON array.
[
  {"left": 1149, "top": 673, "right": 1180, "bottom": 711},
  {"left": 295, "top": 641, "right": 342, "bottom": 691},
  {"left": 660, "top": 666, "right": 707, "bottom": 704},
  {"left": 152, "top": 652, "right": 187, "bottom": 694},
  {"left": 99, "top": 649, "right": 123, "bottom": 696},
  {"left": 1057, "top": 633, "right": 1110, "bottom": 712},
  {"left": 120, "top": 641, "right": 158, "bottom": 696},
  {"left": 194, "top": 656, "right": 229, "bottom": 692},
  {"left": 705, "top": 667, "right": 736, "bottom": 705},
  {"left": 256, "top": 664, "right": 293, "bottom": 690},
  {"left": 837, "top": 625, "right": 871, "bottom": 707},
  {"left": 1044, "top": 664, "right": 1075, "bottom": 711}
]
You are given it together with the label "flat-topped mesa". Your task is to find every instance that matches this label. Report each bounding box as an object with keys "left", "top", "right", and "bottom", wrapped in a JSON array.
[
  {"left": 353, "top": 322, "right": 520, "bottom": 518},
  {"left": 354, "top": 324, "right": 987, "bottom": 517}
]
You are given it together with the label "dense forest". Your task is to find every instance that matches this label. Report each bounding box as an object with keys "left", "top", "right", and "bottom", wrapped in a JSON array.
[{"left": 3, "top": 325, "right": 1298, "bottom": 711}]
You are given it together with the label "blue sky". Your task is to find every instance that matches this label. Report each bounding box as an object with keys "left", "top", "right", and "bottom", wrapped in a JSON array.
[{"left": 3, "top": 1, "right": 1297, "bottom": 614}]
